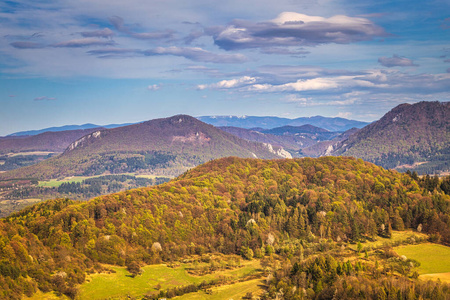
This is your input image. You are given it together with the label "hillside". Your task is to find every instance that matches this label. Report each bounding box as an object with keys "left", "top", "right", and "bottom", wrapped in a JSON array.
[
  {"left": 0, "top": 128, "right": 104, "bottom": 171},
  {"left": 0, "top": 128, "right": 103, "bottom": 155},
  {"left": 0, "top": 115, "right": 288, "bottom": 180},
  {"left": 330, "top": 101, "right": 450, "bottom": 174},
  {"left": 1, "top": 156, "right": 450, "bottom": 299},
  {"left": 219, "top": 126, "right": 319, "bottom": 152},
  {"left": 199, "top": 115, "right": 369, "bottom": 131}
]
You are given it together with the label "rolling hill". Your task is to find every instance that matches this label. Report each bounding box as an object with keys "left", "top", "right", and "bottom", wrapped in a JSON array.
[
  {"left": 1, "top": 156, "right": 450, "bottom": 299},
  {"left": 0, "top": 115, "right": 289, "bottom": 180},
  {"left": 330, "top": 101, "right": 450, "bottom": 174}
]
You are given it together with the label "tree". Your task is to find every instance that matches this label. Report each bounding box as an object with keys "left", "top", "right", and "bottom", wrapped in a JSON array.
[{"left": 126, "top": 261, "right": 141, "bottom": 277}]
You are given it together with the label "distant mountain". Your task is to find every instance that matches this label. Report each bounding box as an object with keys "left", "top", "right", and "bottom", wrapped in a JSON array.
[
  {"left": 219, "top": 125, "right": 341, "bottom": 154},
  {"left": 262, "top": 124, "right": 329, "bottom": 135},
  {"left": 299, "top": 127, "right": 360, "bottom": 157},
  {"left": 0, "top": 128, "right": 103, "bottom": 155},
  {"left": 330, "top": 101, "right": 450, "bottom": 174},
  {"left": 7, "top": 122, "right": 133, "bottom": 137},
  {"left": 198, "top": 115, "right": 369, "bottom": 131},
  {"left": 0, "top": 115, "right": 289, "bottom": 180},
  {"left": 219, "top": 126, "right": 311, "bottom": 153},
  {"left": 0, "top": 128, "right": 105, "bottom": 171}
]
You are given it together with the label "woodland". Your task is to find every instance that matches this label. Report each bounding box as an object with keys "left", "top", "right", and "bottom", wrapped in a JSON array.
[{"left": 0, "top": 157, "right": 450, "bottom": 299}]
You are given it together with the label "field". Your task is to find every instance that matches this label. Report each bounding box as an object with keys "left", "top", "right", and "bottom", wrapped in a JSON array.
[
  {"left": 395, "top": 243, "right": 450, "bottom": 282},
  {"left": 348, "top": 230, "right": 428, "bottom": 251},
  {"left": 38, "top": 176, "right": 93, "bottom": 187},
  {"left": 38, "top": 173, "right": 168, "bottom": 187},
  {"left": 77, "top": 258, "right": 262, "bottom": 299},
  {"left": 6, "top": 151, "right": 57, "bottom": 157}
]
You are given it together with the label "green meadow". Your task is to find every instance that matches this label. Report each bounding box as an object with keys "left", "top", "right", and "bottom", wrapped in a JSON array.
[
  {"left": 395, "top": 243, "right": 450, "bottom": 282},
  {"left": 77, "top": 259, "right": 261, "bottom": 300}
]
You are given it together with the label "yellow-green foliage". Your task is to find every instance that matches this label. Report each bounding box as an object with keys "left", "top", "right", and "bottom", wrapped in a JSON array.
[{"left": 1, "top": 156, "right": 450, "bottom": 299}]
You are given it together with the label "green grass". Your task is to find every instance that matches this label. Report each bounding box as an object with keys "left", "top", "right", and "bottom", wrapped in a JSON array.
[
  {"left": 77, "top": 260, "right": 261, "bottom": 300},
  {"left": 176, "top": 278, "right": 265, "bottom": 300},
  {"left": 395, "top": 243, "right": 450, "bottom": 275},
  {"left": 38, "top": 176, "right": 93, "bottom": 187},
  {"left": 348, "top": 230, "right": 428, "bottom": 251}
]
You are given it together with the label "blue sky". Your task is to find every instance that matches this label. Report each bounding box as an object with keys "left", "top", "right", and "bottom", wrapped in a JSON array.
[{"left": 0, "top": 0, "right": 449, "bottom": 136}]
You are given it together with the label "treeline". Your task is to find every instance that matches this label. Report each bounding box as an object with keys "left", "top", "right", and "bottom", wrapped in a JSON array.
[
  {"left": 0, "top": 157, "right": 450, "bottom": 298},
  {"left": 3, "top": 175, "right": 170, "bottom": 201},
  {"left": 265, "top": 252, "right": 450, "bottom": 299},
  {"left": 80, "top": 151, "right": 176, "bottom": 176}
]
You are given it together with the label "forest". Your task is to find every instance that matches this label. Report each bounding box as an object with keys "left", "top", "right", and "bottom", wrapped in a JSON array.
[{"left": 0, "top": 156, "right": 450, "bottom": 299}]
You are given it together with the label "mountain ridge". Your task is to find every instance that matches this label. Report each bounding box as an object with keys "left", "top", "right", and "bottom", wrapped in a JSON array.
[
  {"left": 330, "top": 101, "right": 450, "bottom": 174},
  {"left": 0, "top": 115, "right": 288, "bottom": 180}
]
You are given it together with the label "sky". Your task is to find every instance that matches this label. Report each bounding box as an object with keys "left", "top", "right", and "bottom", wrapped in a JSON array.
[{"left": 0, "top": 0, "right": 449, "bottom": 136}]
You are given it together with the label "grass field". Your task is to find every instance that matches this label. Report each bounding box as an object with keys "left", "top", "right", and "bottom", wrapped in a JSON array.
[
  {"left": 6, "top": 151, "right": 57, "bottom": 157},
  {"left": 38, "top": 173, "right": 169, "bottom": 187},
  {"left": 38, "top": 176, "right": 91, "bottom": 187},
  {"left": 395, "top": 243, "right": 450, "bottom": 282},
  {"left": 176, "top": 278, "right": 265, "bottom": 300},
  {"left": 77, "top": 259, "right": 261, "bottom": 300},
  {"left": 348, "top": 230, "right": 428, "bottom": 252}
]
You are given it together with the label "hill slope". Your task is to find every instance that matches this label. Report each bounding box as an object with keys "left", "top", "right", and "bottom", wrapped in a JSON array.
[
  {"left": 0, "top": 115, "right": 288, "bottom": 180},
  {"left": 0, "top": 128, "right": 105, "bottom": 171},
  {"left": 1, "top": 156, "right": 450, "bottom": 299},
  {"left": 0, "top": 128, "right": 103, "bottom": 155},
  {"left": 331, "top": 101, "right": 450, "bottom": 174}
]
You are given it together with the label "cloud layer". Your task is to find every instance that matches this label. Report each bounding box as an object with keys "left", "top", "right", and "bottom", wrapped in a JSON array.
[{"left": 210, "top": 12, "right": 387, "bottom": 50}]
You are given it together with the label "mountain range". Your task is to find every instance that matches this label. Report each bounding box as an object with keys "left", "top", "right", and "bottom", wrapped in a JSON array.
[
  {"left": 0, "top": 115, "right": 288, "bottom": 180},
  {"left": 198, "top": 115, "right": 369, "bottom": 131}
]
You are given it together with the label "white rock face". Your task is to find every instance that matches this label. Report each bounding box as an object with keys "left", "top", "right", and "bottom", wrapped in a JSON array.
[
  {"left": 263, "top": 143, "right": 292, "bottom": 159},
  {"left": 66, "top": 130, "right": 102, "bottom": 151},
  {"left": 324, "top": 145, "right": 334, "bottom": 156}
]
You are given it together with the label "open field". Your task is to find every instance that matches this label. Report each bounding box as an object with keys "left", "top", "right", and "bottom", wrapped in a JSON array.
[
  {"left": 38, "top": 173, "right": 171, "bottom": 188},
  {"left": 176, "top": 278, "right": 265, "bottom": 300},
  {"left": 6, "top": 151, "right": 57, "bottom": 157},
  {"left": 395, "top": 243, "right": 450, "bottom": 283},
  {"left": 38, "top": 176, "right": 91, "bottom": 187},
  {"left": 348, "top": 230, "right": 428, "bottom": 252},
  {"left": 77, "top": 259, "right": 261, "bottom": 300}
]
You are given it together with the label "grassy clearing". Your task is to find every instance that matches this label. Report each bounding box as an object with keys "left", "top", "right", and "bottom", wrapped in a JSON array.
[
  {"left": 395, "top": 243, "right": 450, "bottom": 275},
  {"left": 23, "top": 290, "right": 68, "bottom": 300},
  {"left": 38, "top": 176, "right": 92, "bottom": 187},
  {"left": 176, "top": 278, "right": 265, "bottom": 300},
  {"left": 348, "top": 230, "right": 428, "bottom": 252},
  {"left": 7, "top": 151, "right": 57, "bottom": 157},
  {"left": 78, "top": 260, "right": 261, "bottom": 300}
]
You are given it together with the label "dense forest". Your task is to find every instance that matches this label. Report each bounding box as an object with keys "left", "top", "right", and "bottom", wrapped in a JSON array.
[{"left": 0, "top": 156, "right": 450, "bottom": 299}]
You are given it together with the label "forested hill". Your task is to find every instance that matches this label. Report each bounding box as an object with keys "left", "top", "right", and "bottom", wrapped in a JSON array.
[
  {"left": 0, "top": 115, "right": 286, "bottom": 180},
  {"left": 331, "top": 101, "right": 450, "bottom": 174},
  {"left": 0, "top": 128, "right": 103, "bottom": 155},
  {"left": 1, "top": 156, "right": 450, "bottom": 298}
]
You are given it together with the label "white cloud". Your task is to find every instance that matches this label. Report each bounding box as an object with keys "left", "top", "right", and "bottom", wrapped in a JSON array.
[
  {"left": 211, "top": 11, "right": 387, "bottom": 50},
  {"left": 197, "top": 76, "right": 257, "bottom": 90}
]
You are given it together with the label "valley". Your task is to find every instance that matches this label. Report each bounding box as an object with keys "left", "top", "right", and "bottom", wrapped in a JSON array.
[{"left": 0, "top": 102, "right": 449, "bottom": 299}]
